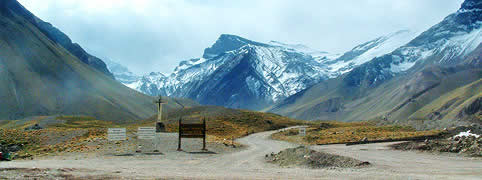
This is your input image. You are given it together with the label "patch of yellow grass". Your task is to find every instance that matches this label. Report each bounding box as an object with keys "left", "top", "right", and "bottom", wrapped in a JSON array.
[
  {"left": 272, "top": 121, "right": 442, "bottom": 145},
  {"left": 131, "top": 107, "right": 305, "bottom": 142},
  {"left": 51, "top": 116, "right": 114, "bottom": 128}
]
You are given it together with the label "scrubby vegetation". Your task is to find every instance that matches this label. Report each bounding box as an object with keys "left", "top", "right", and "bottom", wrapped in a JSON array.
[
  {"left": 52, "top": 116, "right": 114, "bottom": 128},
  {"left": 0, "top": 107, "right": 304, "bottom": 159},
  {"left": 0, "top": 127, "right": 108, "bottom": 160},
  {"left": 0, "top": 129, "right": 42, "bottom": 159},
  {"left": 0, "top": 116, "right": 111, "bottom": 159},
  {"left": 142, "top": 106, "right": 305, "bottom": 141},
  {"left": 271, "top": 121, "right": 443, "bottom": 145},
  {"left": 1, "top": 107, "right": 447, "bottom": 159}
]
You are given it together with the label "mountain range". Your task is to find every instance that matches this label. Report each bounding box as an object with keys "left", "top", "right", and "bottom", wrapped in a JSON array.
[
  {"left": 267, "top": 0, "right": 481, "bottom": 129},
  {"left": 107, "top": 0, "right": 481, "bottom": 129},
  {"left": 114, "top": 29, "right": 419, "bottom": 110}
]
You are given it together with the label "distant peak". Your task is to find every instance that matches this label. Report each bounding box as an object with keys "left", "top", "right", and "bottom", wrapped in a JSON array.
[
  {"left": 218, "top": 34, "right": 243, "bottom": 39},
  {"left": 148, "top": 72, "right": 165, "bottom": 77},
  {"left": 203, "top": 34, "right": 268, "bottom": 58},
  {"left": 461, "top": 0, "right": 482, "bottom": 11},
  {"left": 215, "top": 34, "right": 265, "bottom": 46}
]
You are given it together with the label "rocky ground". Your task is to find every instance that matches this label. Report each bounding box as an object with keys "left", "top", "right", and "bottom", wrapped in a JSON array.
[
  {"left": 390, "top": 124, "right": 481, "bottom": 157},
  {"left": 0, "top": 167, "right": 119, "bottom": 179},
  {"left": 391, "top": 133, "right": 481, "bottom": 157},
  {"left": 32, "top": 132, "right": 242, "bottom": 160},
  {"left": 265, "top": 146, "right": 370, "bottom": 168}
]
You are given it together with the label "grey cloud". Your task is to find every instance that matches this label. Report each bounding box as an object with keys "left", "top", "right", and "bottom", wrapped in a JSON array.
[{"left": 17, "top": 0, "right": 463, "bottom": 74}]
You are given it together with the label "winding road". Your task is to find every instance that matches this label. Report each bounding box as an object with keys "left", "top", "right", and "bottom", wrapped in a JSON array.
[{"left": 1, "top": 126, "right": 481, "bottom": 179}]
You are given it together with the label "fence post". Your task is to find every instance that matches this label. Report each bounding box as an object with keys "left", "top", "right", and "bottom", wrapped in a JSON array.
[
  {"left": 177, "top": 117, "right": 182, "bottom": 151},
  {"left": 202, "top": 117, "right": 207, "bottom": 151}
]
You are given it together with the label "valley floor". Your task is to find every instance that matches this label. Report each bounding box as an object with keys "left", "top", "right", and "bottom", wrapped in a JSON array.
[{"left": 1, "top": 127, "right": 481, "bottom": 179}]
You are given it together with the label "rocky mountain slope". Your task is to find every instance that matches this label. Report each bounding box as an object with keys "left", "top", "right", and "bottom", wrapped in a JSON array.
[
  {"left": 0, "top": 0, "right": 196, "bottom": 121},
  {"left": 4, "top": 0, "right": 113, "bottom": 77},
  {"left": 268, "top": 0, "right": 481, "bottom": 129},
  {"left": 115, "top": 30, "right": 417, "bottom": 110}
]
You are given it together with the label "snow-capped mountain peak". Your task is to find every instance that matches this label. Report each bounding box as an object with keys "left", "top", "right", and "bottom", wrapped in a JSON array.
[
  {"left": 202, "top": 34, "right": 269, "bottom": 59},
  {"left": 343, "top": 0, "right": 481, "bottom": 87},
  {"left": 109, "top": 29, "right": 423, "bottom": 110},
  {"left": 387, "top": 0, "right": 481, "bottom": 71},
  {"left": 460, "top": 0, "right": 481, "bottom": 11}
]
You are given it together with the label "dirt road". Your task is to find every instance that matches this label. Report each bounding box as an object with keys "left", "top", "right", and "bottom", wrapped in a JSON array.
[
  {"left": 313, "top": 142, "right": 482, "bottom": 179},
  {"left": 1, "top": 127, "right": 481, "bottom": 179}
]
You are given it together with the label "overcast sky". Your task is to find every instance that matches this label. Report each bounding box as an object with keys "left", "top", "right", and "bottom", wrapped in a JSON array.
[{"left": 18, "top": 0, "right": 463, "bottom": 75}]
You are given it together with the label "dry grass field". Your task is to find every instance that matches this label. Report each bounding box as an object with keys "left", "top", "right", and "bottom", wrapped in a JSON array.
[
  {"left": 1, "top": 107, "right": 447, "bottom": 160},
  {"left": 135, "top": 106, "right": 306, "bottom": 141},
  {"left": 0, "top": 106, "right": 305, "bottom": 159},
  {"left": 271, "top": 121, "right": 443, "bottom": 145}
]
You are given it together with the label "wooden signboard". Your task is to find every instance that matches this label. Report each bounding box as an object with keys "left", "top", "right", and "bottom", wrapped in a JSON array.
[{"left": 178, "top": 118, "right": 207, "bottom": 151}]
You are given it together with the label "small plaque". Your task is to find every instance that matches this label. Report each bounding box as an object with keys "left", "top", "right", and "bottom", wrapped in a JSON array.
[
  {"left": 138, "top": 127, "right": 156, "bottom": 140},
  {"left": 299, "top": 127, "right": 306, "bottom": 136},
  {"left": 108, "top": 128, "right": 126, "bottom": 141}
]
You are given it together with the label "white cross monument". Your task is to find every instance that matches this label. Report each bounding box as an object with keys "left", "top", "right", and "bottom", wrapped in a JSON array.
[{"left": 155, "top": 96, "right": 168, "bottom": 132}]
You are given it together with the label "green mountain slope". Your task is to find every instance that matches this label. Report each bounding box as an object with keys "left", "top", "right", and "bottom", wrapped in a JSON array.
[
  {"left": 405, "top": 79, "right": 481, "bottom": 129},
  {"left": 0, "top": 0, "right": 196, "bottom": 122}
]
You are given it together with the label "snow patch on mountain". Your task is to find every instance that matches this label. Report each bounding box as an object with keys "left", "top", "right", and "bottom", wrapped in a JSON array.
[
  {"left": 351, "top": 30, "right": 420, "bottom": 66},
  {"left": 439, "top": 26, "right": 481, "bottom": 62},
  {"left": 109, "top": 30, "right": 421, "bottom": 108},
  {"left": 308, "top": 30, "right": 421, "bottom": 78},
  {"left": 387, "top": 11, "right": 481, "bottom": 72},
  {"left": 343, "top": 0, "right": 482, "bottom": 88},
  {"left": 268, "top": 40, "right": 330, "bottom": 57},
  {"left": 390, "top": 60, "right": 417, "bottom": 73}
]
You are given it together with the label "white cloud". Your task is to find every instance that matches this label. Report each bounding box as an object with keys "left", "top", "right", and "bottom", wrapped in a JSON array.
[{"left": 17, "top": 0, "right": 463, "bottom": 75}]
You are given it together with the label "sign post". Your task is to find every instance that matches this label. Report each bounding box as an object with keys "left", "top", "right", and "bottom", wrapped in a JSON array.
[
  {"left": 108, "top": 128, "right": 127, "bottom": 154},
  {"left": 178, "top": 117, "right": 207, "bottom": 151},
  {"left": 299, "top": 127, "right": 306, "bottom": 136},
  {"left": 137, "top": 127, "right": 157, "bottom": 152},
  {"left": 108, "top": 128, "right": 127, "bottom": 141},
  {"left": 138, "top": 127, "right": 156, "bottom": 140}
]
